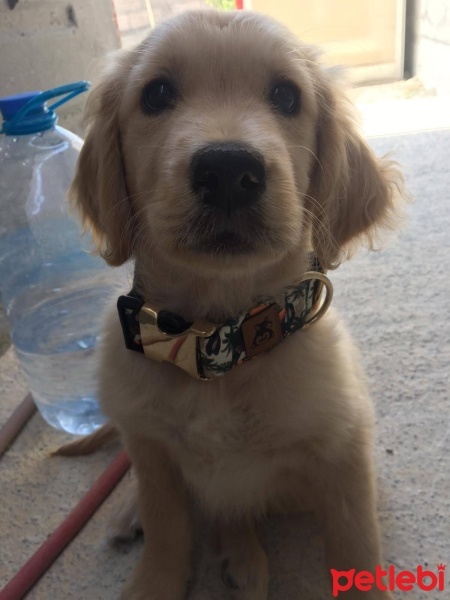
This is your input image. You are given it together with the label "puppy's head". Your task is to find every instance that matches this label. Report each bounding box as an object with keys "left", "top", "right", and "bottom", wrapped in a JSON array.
[{"left": 70, "top": 10, "right": 402, "bottom": 274}]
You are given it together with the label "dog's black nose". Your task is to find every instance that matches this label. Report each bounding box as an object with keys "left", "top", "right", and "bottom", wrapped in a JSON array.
[{"left": 191, "top": 143, "right": 265, "bottom": 213}]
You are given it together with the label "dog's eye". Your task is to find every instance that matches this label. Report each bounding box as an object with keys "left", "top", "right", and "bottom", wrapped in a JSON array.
[
  {"left": 141, "top": 80, "right": 176, "bottom": 114},
  {"left": 270, "top": 83, "right": 300, "bottom": 115}
]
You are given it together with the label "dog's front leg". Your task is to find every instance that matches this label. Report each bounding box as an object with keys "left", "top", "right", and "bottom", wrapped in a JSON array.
[
  {"left": 120, "top": 436, "right": 192, "bottom": 600},
  {"left": 317, "top": 441, "right": 393, "bottom": 600},
  {"left": 217, "top": 520, "right": 269, "bottom": 600}
]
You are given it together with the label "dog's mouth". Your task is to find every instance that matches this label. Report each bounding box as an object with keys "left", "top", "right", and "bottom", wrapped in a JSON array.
[
  {"left": 175, "top": 205, "right": 275, "bottom": 257},
  {"left": 196, "top": 230, "right": 254, "bottom": 255}
]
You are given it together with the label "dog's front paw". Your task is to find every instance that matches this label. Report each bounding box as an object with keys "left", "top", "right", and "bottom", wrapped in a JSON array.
[
  {"left": 220, "top": 548, "right": 268, "bottom": 600},
  {"left": 107, "top": 498, "right": 141, "bottom": 543},
  {"left": 121, "top": 558, "right": 191, "bottom": 600}
]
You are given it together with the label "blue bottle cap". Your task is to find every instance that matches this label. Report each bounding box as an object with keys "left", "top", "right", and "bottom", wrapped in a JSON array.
[
  {"left": 0, "top": 91, "right": 55, "bottom": 135},
  {"left": 0, "top": 81, "right": 90, "bottom": 136}
]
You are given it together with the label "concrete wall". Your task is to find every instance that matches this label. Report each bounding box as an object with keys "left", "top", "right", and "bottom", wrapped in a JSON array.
[
  {"left": 0, "top": 0, "right": 121, "bottom": 136},
  {"left": 414, "top": 0, "right": 450, "bottom": 95}
]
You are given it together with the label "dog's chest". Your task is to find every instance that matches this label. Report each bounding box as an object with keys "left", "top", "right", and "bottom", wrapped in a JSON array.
[{"left": 149, "top": 366, "right": 314, "bottom": 513}]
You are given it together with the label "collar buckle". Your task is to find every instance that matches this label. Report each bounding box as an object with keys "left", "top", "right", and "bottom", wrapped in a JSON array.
[{"left": 138, "top": 304, "right": 216, "bottom": 338}]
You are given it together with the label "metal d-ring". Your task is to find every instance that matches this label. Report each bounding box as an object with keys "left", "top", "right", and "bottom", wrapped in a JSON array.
[{"left": 298, "top": 271, "right": 333, "bottom": 328}]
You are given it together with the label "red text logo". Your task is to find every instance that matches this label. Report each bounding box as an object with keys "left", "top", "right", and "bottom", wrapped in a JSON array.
[{"left": 330, "top": 564, "right": 446, "bottom": 596}]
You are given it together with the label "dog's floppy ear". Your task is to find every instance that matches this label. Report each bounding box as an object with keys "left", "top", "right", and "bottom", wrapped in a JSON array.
[
  {"left": 69, "top": 51, "right": 134, "bottom": 266},
  {"left": 307, "top": 71, "right": 403, "bottom": 269}
]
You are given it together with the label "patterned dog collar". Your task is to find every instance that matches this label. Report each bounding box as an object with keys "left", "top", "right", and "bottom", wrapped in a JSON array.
[{"left": 117, "top": 256, "right": 333, "bottom": 380}]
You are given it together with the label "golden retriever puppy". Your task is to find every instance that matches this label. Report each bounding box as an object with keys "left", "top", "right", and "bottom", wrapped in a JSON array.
[{"left": 69, "top": 9, "right": 403, "bottom": 600}]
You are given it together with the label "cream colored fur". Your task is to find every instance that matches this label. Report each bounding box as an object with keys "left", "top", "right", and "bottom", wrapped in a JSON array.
[{"left": 69, "top": 10, "right": 404, "bottom": 600}]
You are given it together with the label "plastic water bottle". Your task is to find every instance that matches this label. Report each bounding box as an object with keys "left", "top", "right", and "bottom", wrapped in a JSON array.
[{"left": 0, "top": 82, "right": 128, "bottom": 435}]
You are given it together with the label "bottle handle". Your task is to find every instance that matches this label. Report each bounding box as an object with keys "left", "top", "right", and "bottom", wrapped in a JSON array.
[{"left": 40, "top": 81, "right": 91, "bottom": 112}]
